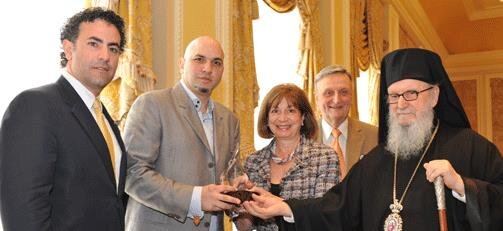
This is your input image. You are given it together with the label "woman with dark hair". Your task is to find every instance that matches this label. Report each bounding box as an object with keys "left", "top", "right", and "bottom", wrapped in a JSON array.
[{"left": 234, "top": 84, "right": 340, "bottom": 231}]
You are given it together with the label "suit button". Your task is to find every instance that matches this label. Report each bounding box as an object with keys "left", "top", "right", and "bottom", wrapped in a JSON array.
[
  {"left": 204, "top": 222, "right": 210, "bottom": 227},
  {"left": 208, "top": 162, "right": 214, "bottom": 168}
]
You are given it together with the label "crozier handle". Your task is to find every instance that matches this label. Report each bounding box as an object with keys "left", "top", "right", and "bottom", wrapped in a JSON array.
[{"left": 434, "top": 176, "right": 448, "bottom": 231}]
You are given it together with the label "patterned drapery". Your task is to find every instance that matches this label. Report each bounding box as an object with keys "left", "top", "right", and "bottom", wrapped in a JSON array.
[
  {"left": 350, "top": 0, "right": 384, "bottom": 126},
  {"left": 296, "top": 0, "right": 323, "bottom": 111},
  {"left": 232, "top": 0, "right": 260, "bottom": 160},
  {"left": 86, "top": 0, "right": 156, "bottom": 129},
  {"left": 264, "top": 0, "right": 296, "bottom": 12}
]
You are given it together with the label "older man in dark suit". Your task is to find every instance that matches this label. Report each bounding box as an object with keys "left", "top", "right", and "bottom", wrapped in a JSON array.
[{"left": 0, "top": 8, "right": 127, "bottom": 231}]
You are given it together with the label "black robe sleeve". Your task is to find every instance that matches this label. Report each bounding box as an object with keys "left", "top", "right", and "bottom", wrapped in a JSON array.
[
  {"left": 285, "top": 157, "right": 366, "bottom": 231},
  {"left": 456, "top": 130, "right": 503, "bottom": 230}
]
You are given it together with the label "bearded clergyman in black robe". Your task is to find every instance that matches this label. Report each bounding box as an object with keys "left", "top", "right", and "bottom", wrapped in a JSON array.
[{"left": 241, "top": 48, "right": 503, "bottom": 230}]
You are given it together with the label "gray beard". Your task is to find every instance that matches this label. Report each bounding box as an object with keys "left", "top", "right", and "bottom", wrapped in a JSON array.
[{"left": 385, "top": 108, "right": 434, "bottom": 160}]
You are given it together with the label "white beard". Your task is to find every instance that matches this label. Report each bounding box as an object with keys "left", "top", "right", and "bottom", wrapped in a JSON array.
[{"left": 386, "top": 108, "right": 434, "bottom": 160}]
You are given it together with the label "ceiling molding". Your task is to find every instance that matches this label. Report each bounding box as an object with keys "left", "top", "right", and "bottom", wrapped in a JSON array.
[
  {"left": 462, "top": 0, "right": 503, "bottom": 20},
  {"left": 391, "top": 0, "right": 503, "bottom": 74},
  {"left": 445, "top": 49, "right": 503, "bottom": 73},
  {"left": 390, "top": 0, "right": 448, "bottom": 57}
]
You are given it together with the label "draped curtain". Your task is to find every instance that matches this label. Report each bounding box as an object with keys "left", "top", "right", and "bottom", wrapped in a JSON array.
[
  {"left": 86, "top": 0, "right": 156, "bottom": 129},
  {"left": 350, "top": 0, "right": 383, "bottom": 126},
  {"left": 263, "top": 0, "right": 323, "bottom": 110},
  {"left": 223, "top": 2, "right": 260, "bottom": 229},
  {"left": 232, "top": 0, "right": 260, "bottom": 159}
]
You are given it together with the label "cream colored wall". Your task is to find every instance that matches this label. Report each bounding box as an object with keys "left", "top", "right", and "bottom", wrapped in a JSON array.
[
  {"left": 152, "top": 0, "right": 217, "bottom": 90},
  {"left": 319, "top": 0, "right": 350, "bottom": 68},
  {"left": 152, "top": 0, "right": 170, "bottom": 89}
]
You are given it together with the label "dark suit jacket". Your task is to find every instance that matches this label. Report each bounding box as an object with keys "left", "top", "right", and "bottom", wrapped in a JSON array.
[{"left": 0, "top": 77, "right": 127, "bottom": 231}]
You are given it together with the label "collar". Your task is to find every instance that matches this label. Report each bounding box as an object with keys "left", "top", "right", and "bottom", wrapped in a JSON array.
[
  {"left": 61, "top": 68, "right": 96, "bottom": 110},
  {"left": 322, "top": 117, "right": 348, "bottom": 140},
  {"left": 180, "top": 81, "right": 214, "bottom": 113}
]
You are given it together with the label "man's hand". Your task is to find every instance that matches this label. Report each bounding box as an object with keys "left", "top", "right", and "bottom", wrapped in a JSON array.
[
  {"left": 242, "top": 187, "right": 293, "bottom": 220},
  {"left": 201, "top": 184, "right": 241, "bottom": 212},
  {"left": 231, "top": 174, "right": 254, "bottom": 190},
  {"left": 424, "top": 159, "right": 465, "bottom": 196}
]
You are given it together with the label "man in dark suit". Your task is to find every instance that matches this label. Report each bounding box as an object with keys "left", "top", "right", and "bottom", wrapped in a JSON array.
[{"left": 0, "top": 8, "right": 127, "bottom": 231}]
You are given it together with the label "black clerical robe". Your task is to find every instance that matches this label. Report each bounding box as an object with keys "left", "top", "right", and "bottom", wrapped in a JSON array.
[{"left": 287, "top": 123, "right": 503, "bottom": 230}]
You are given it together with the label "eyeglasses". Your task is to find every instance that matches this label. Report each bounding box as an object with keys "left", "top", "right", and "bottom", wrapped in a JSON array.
[{"left": 387, "top": 86, "right": 433, "bottom": 104}]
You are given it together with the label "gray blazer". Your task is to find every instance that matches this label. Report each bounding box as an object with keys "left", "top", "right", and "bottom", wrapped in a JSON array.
[
  {"left": 317, "top": 117, "right": 378, "bottom": 171},
  {"left": 123, "top": 83, "right": 240, "bottom": 231}
]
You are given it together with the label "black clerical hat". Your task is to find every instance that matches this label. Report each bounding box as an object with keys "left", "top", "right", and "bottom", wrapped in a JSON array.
[{"left": 377, "top": 48, "right": 470, "bottom": 143}]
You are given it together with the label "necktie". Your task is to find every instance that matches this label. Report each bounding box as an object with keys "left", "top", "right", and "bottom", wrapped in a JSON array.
[
  {"left": 93, "top": 97, "right": 116, "bottom": 176},
  {"left": 331, "top": 128, "right": 345, "bottom": 180}
]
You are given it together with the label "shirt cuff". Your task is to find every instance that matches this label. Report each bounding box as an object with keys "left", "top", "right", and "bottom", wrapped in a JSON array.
[
  {"left": 283, "top": 215, "right": 295, "bottom": 223},
  {"left": 188, "top": 186, "right": 204, "bottom": 218},
  {"left": 452, "top": 190, "right": 466, "bottom": 203}
]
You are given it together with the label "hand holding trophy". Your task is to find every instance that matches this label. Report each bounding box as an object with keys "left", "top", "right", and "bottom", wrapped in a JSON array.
[{"left": 220, "top": 143, "right": 254, "bottom": 218}]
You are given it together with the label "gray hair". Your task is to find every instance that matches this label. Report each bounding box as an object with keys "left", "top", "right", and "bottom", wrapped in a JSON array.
[{"left": 314, "top": 65, "right": 352, "bottom": 90}]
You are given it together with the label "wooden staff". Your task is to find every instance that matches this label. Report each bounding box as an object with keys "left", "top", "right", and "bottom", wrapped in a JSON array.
[{"left": 434, "top": 176, "right": 448, "bottom": 231}]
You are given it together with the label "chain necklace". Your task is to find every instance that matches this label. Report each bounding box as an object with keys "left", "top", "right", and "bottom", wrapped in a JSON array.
[
  {"left": 383, "top": 120, "right": 439, "bottom": 231},
  {"left": 271, "top": 139, "right": 299, "bottom": 165}
]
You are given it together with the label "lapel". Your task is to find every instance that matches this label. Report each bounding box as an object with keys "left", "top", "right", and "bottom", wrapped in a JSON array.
[
  {"left": 212, "top": 105, "right": 225, "bottom": 164},
  {"left": 56, "top": 77, "right": 116, "bottom": 186},
  {"left": 346, "top": 117, "right": 364, "bottom": 169},
  {"left": 316, "top": 120, "right": 323, "bottom": 144},
  {"left": 103, "top": 106, "right": 126, "bottom": 191},
  {"left": 173, "top": 83, "right": 212, "bottom": 153}
]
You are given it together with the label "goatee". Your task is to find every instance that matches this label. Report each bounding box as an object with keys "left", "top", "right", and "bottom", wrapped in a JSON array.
[
  {"left": 195, "top": 85, "right": 210, "bottom": 94},
  {"left": 386, "top": 108, "right": 434, "bottom": 159}
]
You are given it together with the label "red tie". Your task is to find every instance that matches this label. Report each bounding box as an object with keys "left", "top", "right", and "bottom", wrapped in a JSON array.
[{"left": 332, "top": 128, "right": 345, "bottom": 180}]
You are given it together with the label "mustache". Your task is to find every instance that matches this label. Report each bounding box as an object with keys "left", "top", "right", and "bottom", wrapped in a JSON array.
[{"left": 396, "top": 108, "right": 414, "bottom": 114}]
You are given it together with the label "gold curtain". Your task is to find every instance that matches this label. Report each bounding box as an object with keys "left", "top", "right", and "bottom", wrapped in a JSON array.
[
  {"left": 350, "top": 0, "right": 383, "bottom": 126},
  {"left": 264, "top": 0, "right": 296, "bottom": 12},
  {"left": 262, "top": 0, "right": 323, "bottom": 110},
  {"left": 223, "top": 1, "right": 260, "bottom": 229},
  {"left": 296, "top": 0, "right": 323, "bottom": 111},
  {"left": 86, "top": 0, "right": 156, "bottom": 129},
  {"left": 232, "top": 0, "right": 260, "bottom": 158}
]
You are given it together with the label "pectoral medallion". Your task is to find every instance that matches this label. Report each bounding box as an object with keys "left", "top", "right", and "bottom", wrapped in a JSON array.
[{"left": 383, "top": 199, "right": 403, "bottom": 231}]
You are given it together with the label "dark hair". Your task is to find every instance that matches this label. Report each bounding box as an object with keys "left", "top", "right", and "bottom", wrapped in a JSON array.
[
  {"left": 60, "top": 7, "right": 125, "bottom": 67},
  {"left": 257, "top": 84, "right": 318, "bottom": 140}
]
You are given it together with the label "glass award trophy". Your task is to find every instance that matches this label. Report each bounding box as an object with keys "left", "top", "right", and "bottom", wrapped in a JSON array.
[{"left": 220, "top": 143, "right": 253, "bottom": 217}]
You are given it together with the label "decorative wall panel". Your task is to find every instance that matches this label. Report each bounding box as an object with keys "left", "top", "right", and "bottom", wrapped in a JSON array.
[
  {"left": 452, "top": 80, "right": 478, "bottom": 131},
  {"left": 490, "top": 78, "right": 503, "bottom": 153}
]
